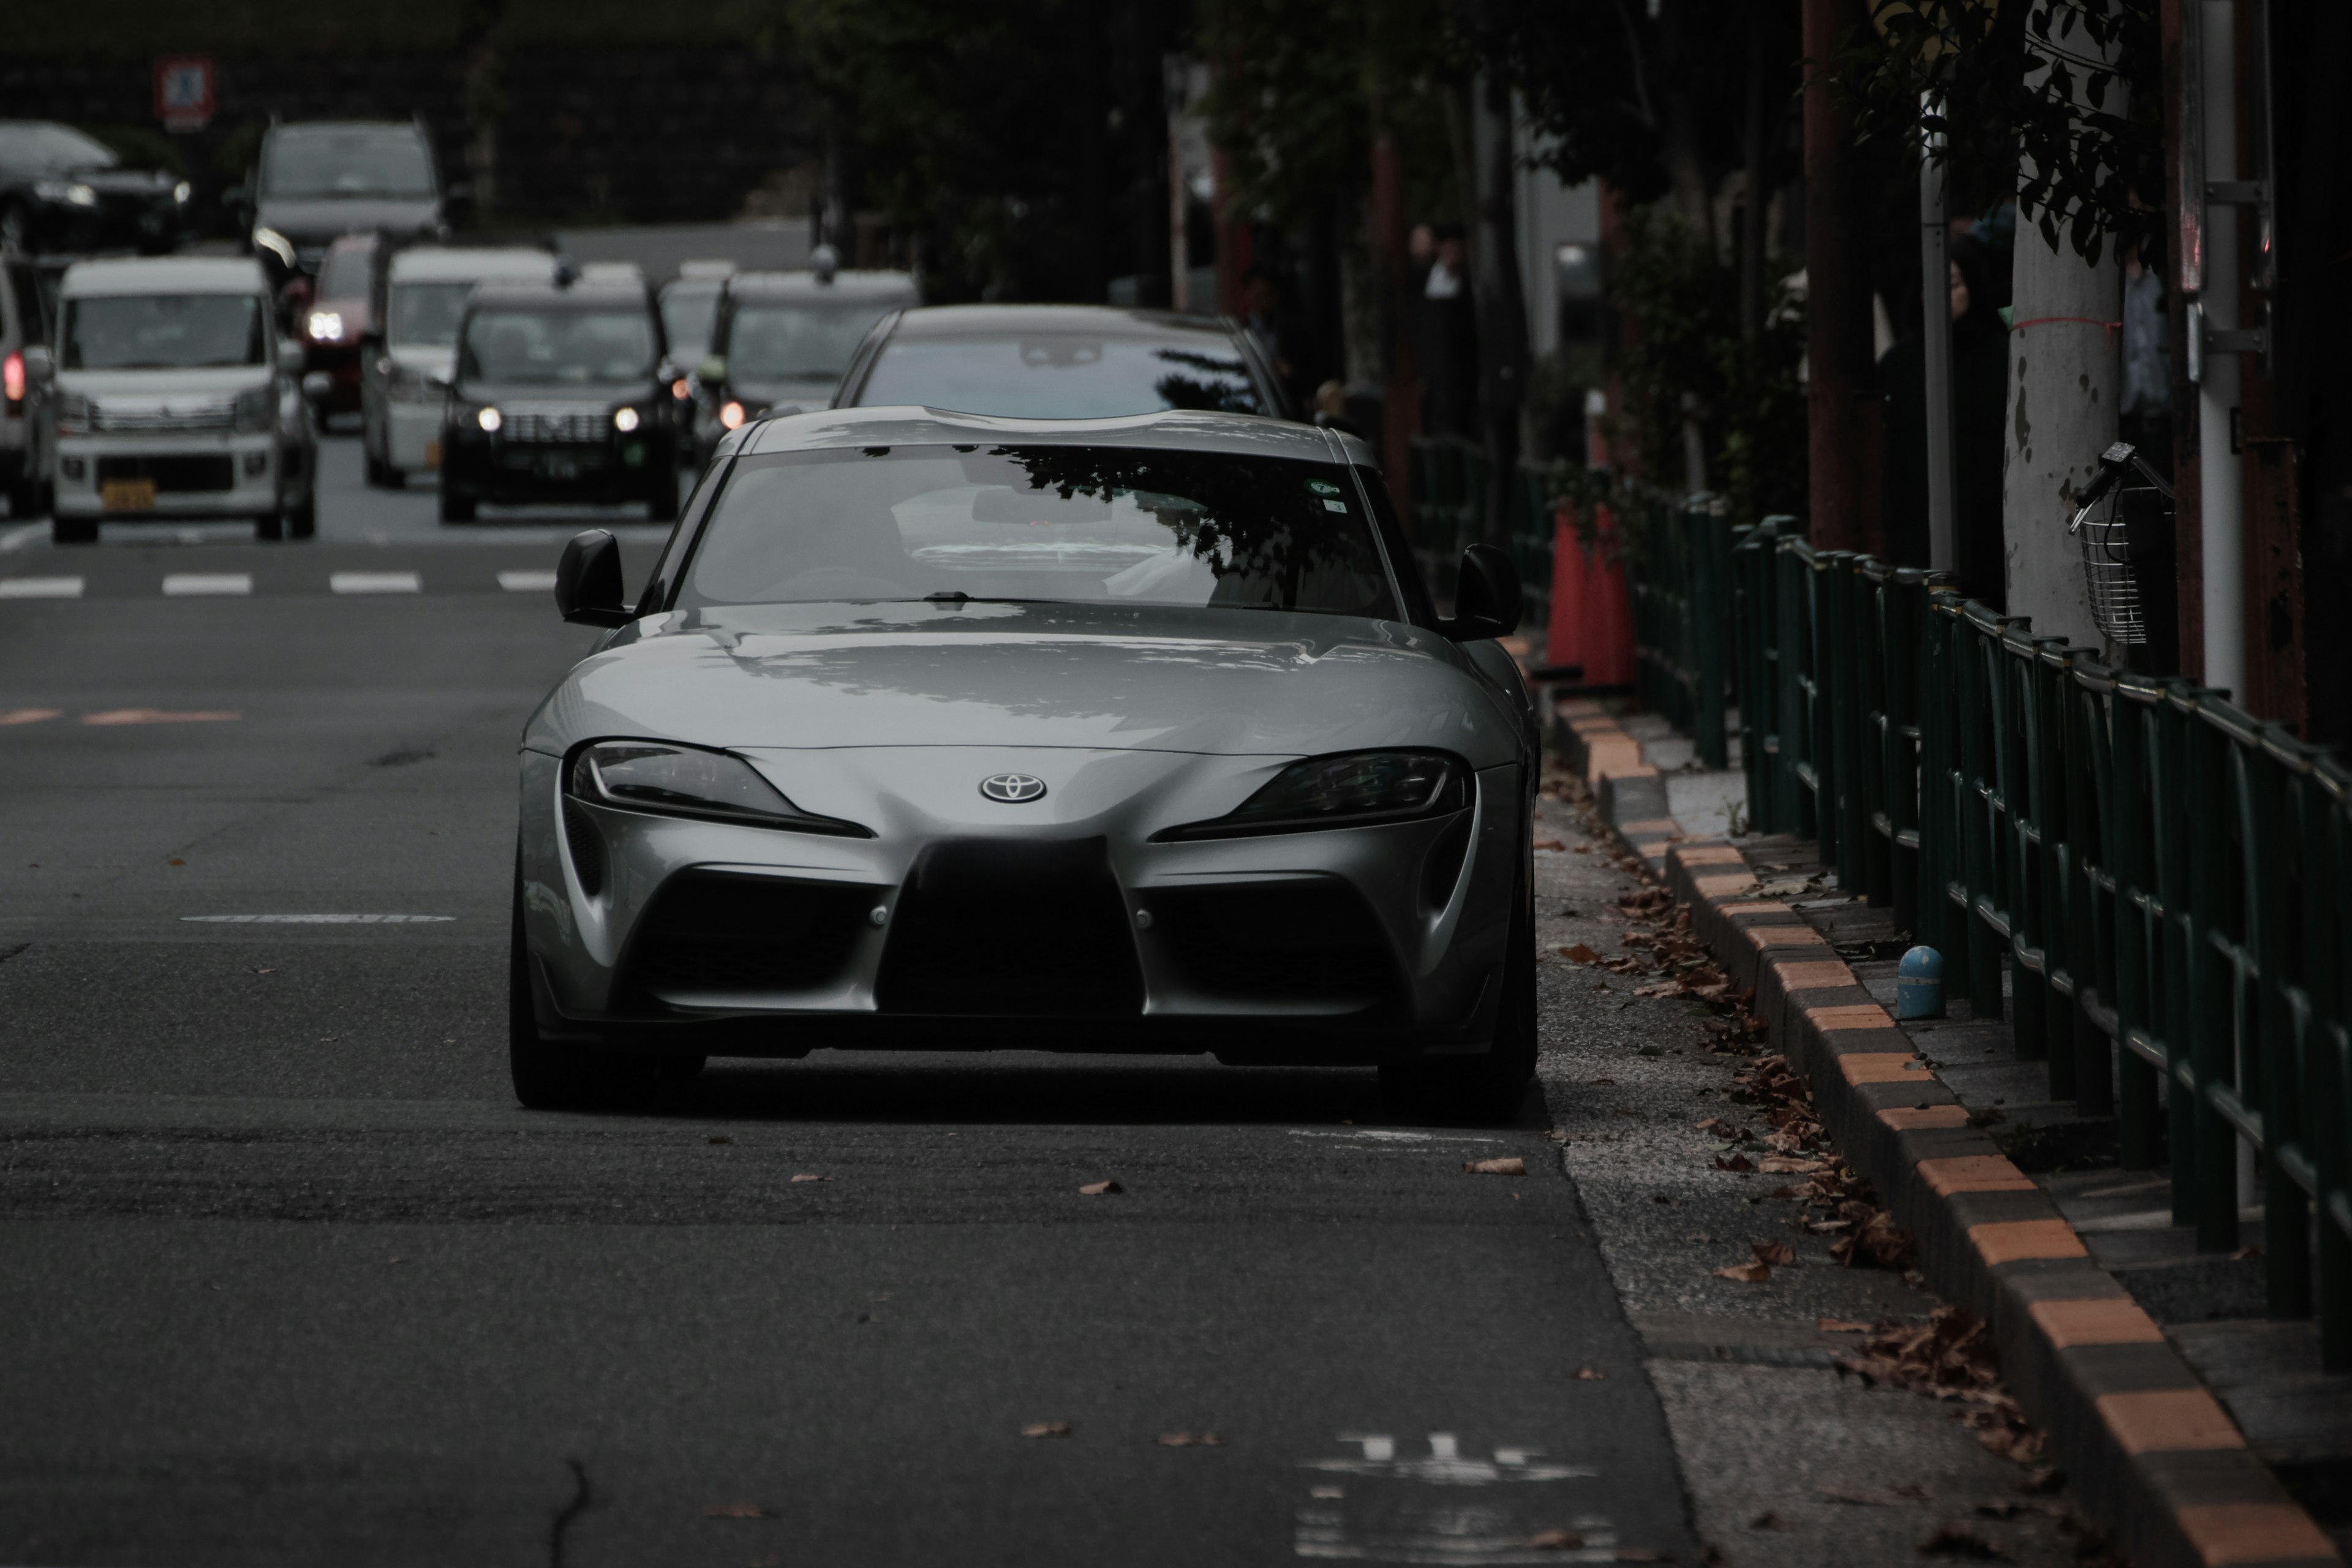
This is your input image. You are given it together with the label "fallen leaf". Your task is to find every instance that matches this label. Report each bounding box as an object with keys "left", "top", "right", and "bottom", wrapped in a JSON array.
[
  {"left": 1817, "top": 1317, "right": 1874, "bottom": 1333},
  {"left": 1572, "top": 1364, "right": 1607, "bottom": 1380},
  {"left": 1571, "top": 843, "right": 1591, "bottom": 854},
  {"left": 1713, "top": 1153, "right": 1757, "bottom": 1173},
  {"left": 1020, "top": 1421, "right": 1072, "bottom": 1438},
  {"left": 1463, "top": 1157, "right": 1527, "bottom": 1175},
  {"left": 790, "top": 1173, "right": 827, "bottom": 1183},
  {"left": 167, "top": 858, "right": 186, "bottom": 866},
  {"left": 1533, "top": 838, "right": 1567, "bottom": 851},
  {"left": 1545, "top": 1129, "right": 1569, "bottom": 1144},
  {"left": 1558, "top": 943, "right": 1602, "bottom": 964},
  {"left": 1525, "top": 1528, "right": 1584, "bottom": 1549},
  {"left": 1749, "top": 1511, "right": 1783, "bottom": 1529},
  {"left": 1156, "top": 1431, "right": 1223, "bottom": 1446},
  {"left": 1714, "top": 1260, "right": 1771, "bottom": 1283},
  {"left": 1758, "top": 1155, "right": 1833, "bottom": 1174},
  {"left": 1079, "top": 1180, "right": 1123, "bottom": 1195},
  {"left": 1751, "top": 1240, "right": 1797, "bottom": 1267},
  {"left": 2230, "top": 1245, "right": 2262, "bottom": 1261},
  {"left": 704, "top": 1502, "right": 771, "bottom": 1518},
  {"left": 1816, "top": 1483, "right": 1904, "bottom": 1507},
  {"left": 1918, "top": 1521, "right": 2010, "bottom": 1558},
  {"left": 251, "top": 967, "right": 276, "bottom": 974}
]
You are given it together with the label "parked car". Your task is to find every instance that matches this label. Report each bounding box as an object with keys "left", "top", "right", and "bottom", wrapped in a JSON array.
[
  {"left": 693, "top": 265, "right": 918, "bottom": 467},
  {"left": 656, "top": 260, "right": 733, "bottom": 368},
  {"left": 240, "top": 120, "right": 445, "bottom": 285},
  {"left": 299, "top": 232, "right": 377, "bottom": 423},
  {"left": 834, "top": 304, "right": 1290, "bottom": 422},
  {"left": 0, "top": 121, "right": 190, "bottom": 257},
  {"left": 510, "top": 406, "right": 1536, "bottom": 1115},
  {"left": 46, "top": 255, "right": 316, "bottom": 543},
  {"left": 2, "top": 251, "right": 56, "bottom": 519},
  {"left": 361, "top": 243, "right": 559, "bottom": 488},
  {"left": 438, "top": 277, "right": 684, "bottom": 523}
]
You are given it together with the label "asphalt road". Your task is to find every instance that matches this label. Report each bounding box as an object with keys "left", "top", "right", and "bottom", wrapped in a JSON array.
[{"left": 0, "top": 437, "right": 1698, "bottom": 1565}]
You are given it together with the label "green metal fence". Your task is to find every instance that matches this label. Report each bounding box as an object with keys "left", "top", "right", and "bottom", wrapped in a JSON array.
[
  {"left": 1734, "top": 535, "right": 2352, "bottom": 1367},
  {"left": 1626, "top": 490, "right": 1733, "bottom": 767}
]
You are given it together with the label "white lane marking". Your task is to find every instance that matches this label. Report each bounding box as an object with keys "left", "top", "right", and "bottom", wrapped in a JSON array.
[
  {"left": 1289, "top": 1129, "right": 1502, "bottom": 1145},
  {"left": 0, "top": 576, "right": 84, "bottom": 598},
  {"left": 1303, "top": 1434, "right": 1593, "bottom": 1485},
  {"left": 497, "top": 570, "right": 559, "bottom": 592},
  {"left": 0, "top": 521, "right": 44, "bottom": 552},
  {"left": 0, "top": 708, "right": 62, "bottom": 725},
  {"left": 163, "top": 573, "right": 254, "bottom": 597},
  {"left": 81, "top": 709, "right": 239, "bottom": 725},
  {"left": 330, "top": 571, "right": 422, "bottom": 595},
  {"left": 181, "top": 914, "right": 457, "bottom": 924}
]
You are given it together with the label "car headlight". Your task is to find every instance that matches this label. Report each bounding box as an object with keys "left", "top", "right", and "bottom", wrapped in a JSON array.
[
  {"left": 719, "top": 400, "right": 745, "bottom": 429},
  {"left": 252, "top": 227, "right": 296, "bottom": 267},
  {"left": 477, "top": 405, "right": 502, "bottom": 432},
  {"left": 232, "top": 386, "right": 273, "bottom": 434},
  {"left": 55, "top": 391, "right": 92, "bottom": 435},
  {"left": 1154, "top": 750, "right": 1471, "bottom": 841},
  {"left": 306, "top": 310, "right": 344, "bottom": 342},
  {"left": 34, "top": 179, "right": 99, "bottom": 208},
  {"left": 612, "top": 406, "right": 640, "bottom": 433},
  {"left": 567, "top": 741, "right": 870, "bottom": 837},
  {"left": 173, "top": 181, "right": 192, "bottom": 205}
]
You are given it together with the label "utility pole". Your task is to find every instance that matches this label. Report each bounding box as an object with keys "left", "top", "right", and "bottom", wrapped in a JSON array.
[
  {"left": 1921, "top": 91, "right": 1956, "bottom": 573},
  {"left": 1801, "top": 0, "right": 1874, "bottom": 554},
  {"left": 2188, "top": 0, "right": 2245, "bottom": 701},
  {"left": 1472, "top": 67, "right": 1528, "bottom": 548}
]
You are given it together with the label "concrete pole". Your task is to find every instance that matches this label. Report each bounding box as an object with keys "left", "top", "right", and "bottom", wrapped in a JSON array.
[
  {"left": 2196, "top": 0, "right": 2244, "bottom": 702},
  {"left": 1801, "top": 0, "right": 1875, "bottom": 554},
  {"left": 2000, "top": 16, "right": 2119, "bottom": 647},
  {"left": 1921, "top": 92, "right": 1957, "bottom": 573}
]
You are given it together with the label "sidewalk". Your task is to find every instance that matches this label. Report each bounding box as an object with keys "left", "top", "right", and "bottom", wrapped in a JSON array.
[{"left": 1550, "top": 694, "right": 2350, "bottom": 1568}]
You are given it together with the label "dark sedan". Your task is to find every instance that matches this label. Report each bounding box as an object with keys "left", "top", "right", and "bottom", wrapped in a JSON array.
[
  {"left": 834, "top": 304, "right": 1291, "bottom": 422},
  {"left": 438, "top": 279, "right": 685, "bottom": 523},
  {"left": 0, "top": 122, "right": 189, "bottom": 257}
]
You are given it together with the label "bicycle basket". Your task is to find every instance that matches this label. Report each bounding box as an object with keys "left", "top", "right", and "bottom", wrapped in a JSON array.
[{"left": 2068, "top": 443, "right": 2174, "bottom": 646}]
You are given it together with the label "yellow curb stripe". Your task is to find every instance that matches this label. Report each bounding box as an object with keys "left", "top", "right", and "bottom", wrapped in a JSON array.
[
  {"left": 2027, "top": 1297, "right": 2165, "bottom": 1348},
  {"left": 1776, "top": 959, "right": 1857, "bottom": 989},
  {"left": 2095, "top": 1388, "right": 2246, "bottom": 1455},
  {"left": 1969, "top": 1218, "right": 2090, "bottom": 1265},
  {"left": 1880, "top": 1105, "right": 1970, "bottom": 1130},
  {"left": 1917, "top": 1155, "right": 2036, "bottom": 1195},
  {"left": 2174, "top": 1502, "right": 2341, "bottom": 1566},
  {"left": 1838, "top": 1052, "right": 1929, "bottom": 1084},
  {"left": 1806, "top": 1003, "right": 1897, "bottom": 1029}
]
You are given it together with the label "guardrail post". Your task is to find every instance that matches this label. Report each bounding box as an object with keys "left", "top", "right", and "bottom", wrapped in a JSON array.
[
  {"left": 2109, "top": 677, "right": 2163, "bottom": 1166},
  {"left": 1691, "top": 500, "right": 1730, "bottom": 771},
  {"left": 1777, "top": 539, "right": 1815, "bottom": 837}
]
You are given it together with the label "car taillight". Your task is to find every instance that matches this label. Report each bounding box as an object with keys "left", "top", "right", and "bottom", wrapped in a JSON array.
[{"left": 2, "top": 352, "right": 22, "bottom": 410}]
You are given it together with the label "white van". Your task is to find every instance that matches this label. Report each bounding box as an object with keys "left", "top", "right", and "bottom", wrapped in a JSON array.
[
  {"left": 361, "top": 244, "right": 558, "bottom": 488},
  {"left": 48, "top": 255, "right": 315, "bottom": 543}
]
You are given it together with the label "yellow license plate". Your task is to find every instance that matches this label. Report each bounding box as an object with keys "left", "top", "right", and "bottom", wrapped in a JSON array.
[
  {"left": 424, "top": 440, "right": 441, "bottom": 469},
  {"left": 101, "top": 479, "right": 158, "bottom": 512}
]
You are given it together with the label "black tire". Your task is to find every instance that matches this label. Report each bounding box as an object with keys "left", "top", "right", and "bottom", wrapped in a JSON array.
[
  {"left": 509, "top": 868, "right": 658, "bottom": 1111},
  {"left": 364, "top": 449, "right": 386, "bottom": 487},
  {"left": 440, "top": 488, "right": 477, "bottom": 524},
  {"left": 5, "top": 477, "right": 36, "bottom": 521},
  {"left": 286, "top": 496, "right": 317, "bottom": 540},
  {"left": 1380, "top": 860, "right": 1537, "bottom": 1125},
  {"left": 254, "top": 512, "right": 284, "bottom": 542},
  {"left": 384, "top": 465, "right": 406, "bottom": 491},
  {"left": 51, "top": 514, "right": 96, "bottom": 545}
]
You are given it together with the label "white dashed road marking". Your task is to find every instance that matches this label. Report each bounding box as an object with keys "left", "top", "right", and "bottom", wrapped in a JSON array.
[
  {"left": 181, "top": 914, "right": 458, "bottom": 924},
  {"left": 0, "top": 576, "right": 85, "bottom": 598},
  {"left": 497, "top": 570, "right": 559, "bottom": 592},
  {"left": 329, "top": 571, "right": 423, "bottom": 595},
  {"left": 162, "top": 573, "right": 255, "bottom": 597}
]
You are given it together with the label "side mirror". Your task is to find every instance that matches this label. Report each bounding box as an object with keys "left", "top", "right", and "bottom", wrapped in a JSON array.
[
  {"left": 276, "top": 340, "right": 306, "bottom": 375},
  {"left": 698, "top": 355, "right": 726, "bottom": 384},
  {"left": 428, "top": 368, "right": 454, "bottom": 391},
  {"left": 1442, "top": 543, "right": 1523, "bottom": 642},
  {"left": 20, "top": 345, "right": 50, "bottom": 380},
  {"left": 555, "top": 529, "right": 632, "bottom": 628}
]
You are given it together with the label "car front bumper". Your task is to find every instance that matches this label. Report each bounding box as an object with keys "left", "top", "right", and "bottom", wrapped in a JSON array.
[
  {"left": 388, "top": 402, "right": 443, "bottom": 471},
  {"left": 517, "top": 745, "right": 1521, "bottom": 1059},
  {"left": 445, "top": 431, "right": 667, "bottom": 503},
  {"left": 53, "top": 432, "right": 294, "bottom": 520}
]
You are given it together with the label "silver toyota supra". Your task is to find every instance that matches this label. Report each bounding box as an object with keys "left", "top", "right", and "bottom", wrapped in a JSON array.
[{"left": 513, "top": 405, "right": 1538, "bottom": 1117}]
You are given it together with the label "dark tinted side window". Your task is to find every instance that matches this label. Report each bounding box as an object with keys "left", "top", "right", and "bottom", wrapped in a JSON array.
[{"left": 1353, "top": 465, "right": 1439, "bottom": 628}]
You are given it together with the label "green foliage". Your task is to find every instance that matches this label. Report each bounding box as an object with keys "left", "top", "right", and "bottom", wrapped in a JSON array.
[{"left": 1834, "top": 0, "right": 2163, "bottom": 265}]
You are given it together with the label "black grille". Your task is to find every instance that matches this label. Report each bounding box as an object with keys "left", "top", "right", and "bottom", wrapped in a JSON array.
[
  {"left": 625, "top": 872, "right": 872, "bottom": 995},
  {"left": 1152, "top": 882, "right": 1400, "bottom": 1005},
  {"left": 95, "top": 454, "right": 235, "bottom": 492},
  {"left": 562, "top": 801, "right": 605, "bottom": 897},
  {"left": 875, "top": 837, "right": 1142, "bottom": 1016}
]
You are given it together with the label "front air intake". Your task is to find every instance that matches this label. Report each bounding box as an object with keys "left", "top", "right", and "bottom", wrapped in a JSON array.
[{"left": 875, "top": 837, "right": 1142, "bottom": 1016}]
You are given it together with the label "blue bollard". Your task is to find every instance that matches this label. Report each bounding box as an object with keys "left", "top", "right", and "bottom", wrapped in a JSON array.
[{"left": 1896, "top": 946, "right": 1944, "bottom": 1020}]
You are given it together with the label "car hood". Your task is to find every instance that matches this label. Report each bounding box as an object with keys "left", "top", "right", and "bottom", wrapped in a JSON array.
[
  {"left": 257, "top": 197, "right": 440, "bottom": 243},
  {"left": 525, "top": 600, "right": 1523, "bottom": 765},
  {"left": 56, "top": 366, "right": 273, "bottom": 400}
]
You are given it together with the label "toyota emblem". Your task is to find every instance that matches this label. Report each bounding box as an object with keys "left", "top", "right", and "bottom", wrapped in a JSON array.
[{"left": 979, "top": 773, "right": 1048, "bottom": 803}]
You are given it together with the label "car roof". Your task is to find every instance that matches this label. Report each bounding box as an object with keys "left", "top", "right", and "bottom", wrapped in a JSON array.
[
  {"left": 738, "top": 404, "right": 1370, "bottom": 466},
  {"left": 466, "top": 281, "right": 652, "bottom": 311},
  {"left": 388, "top": 246, "right": 558, "bottom": 285},
  {"left": 61, "top": 255, "right": 269, "bottom": 297},
  {"left": 727, "top": 269, "right": 920, "bottom": 303},
  {"left": 884, "top": 304, "right": 1237, "bottom": 342}
]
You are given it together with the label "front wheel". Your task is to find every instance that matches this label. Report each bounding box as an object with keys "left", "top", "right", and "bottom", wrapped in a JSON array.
[
  {"left": 285, "top": 496, "right": 317, "bottom": 540},
  {"left": 439, "top": 487, "right": 477, "bottom": 524},
  {"left": 51, "top": 513, "right": 97, "bottom": 545},
  {"left": 1380, "top": 865, "right": 1537, "bottom": 1125},
  {"left": 509, "top": 871, "right": 657, "bottom": 1111},
  {"left": 254, "top": 511, "right": 284, "bottom": 542}
]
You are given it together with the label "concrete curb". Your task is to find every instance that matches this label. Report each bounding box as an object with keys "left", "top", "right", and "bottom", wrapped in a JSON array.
[{"left": 1562, "top": 704, "right": 2342, "bottom": 1568}]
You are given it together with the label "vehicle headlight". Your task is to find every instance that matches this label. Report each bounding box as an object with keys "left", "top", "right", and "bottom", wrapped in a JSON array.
[
  {"left": 55, "top": 391, "right": 92, "bottom": 435},
  {"left": 567, "top": 741, "right": 870, "bottom": 837},
  {"left": 1154, "top": 750, "right": 1471, "bottom": 841},
  {"left": 612, "top": 406, "right": 640, "bottom": 433},
  {"left": 306, "top": 310, "right": 344, "bottom": 342},
  {"left": 719, "top": 400, "right": 745, "bottom": 429},
  {"left": 232, "top": 386, "right": 273, "bottom": 434},
  {"left": 34, "top": 179, "right": 99, "bottom": 208},
  {"left": 252, "top": 227, "right": 296, "bottom": 267},
  {"left": 173, "top": 181, "right": 192, "bottom": 205},
  {"left": 477, "top": 405, "right": 502, "bottom": 432}
]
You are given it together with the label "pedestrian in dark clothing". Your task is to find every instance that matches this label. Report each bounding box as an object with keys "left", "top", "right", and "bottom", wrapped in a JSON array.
[
  {"left": 1417, "top": 225, "right": 1479, "bottom": 439},
  {"left": 1878, "top": 236, "right": 2008, "bottom": 608}
]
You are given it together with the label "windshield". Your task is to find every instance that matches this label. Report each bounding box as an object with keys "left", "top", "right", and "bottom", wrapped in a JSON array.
[
  {"left": 678, "top": 445, "right": 1394, "bottom": 619},
  {"left": 262, "top": 129, "right": 434, "bottom": 201},
  {"left": 459, "top": 309, "right": 655, "bottom": 385},
  {"left": 855, "top": 334, "right": 1264, "bottom": 418},
  {"left": 0, "top": 123, "right": 119, "bottom": 176},
  {"left": 391, "top": 282, "right": 473, "bottom": 347},
  {"left": 725, "top": 302, "right": 891, "bottom": 382},
  {"left": 62, "top": 294, "right": 265, "bottom": 371},
  {"left": 660, "top": 285, "right": 722, "bottom": 361}
]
